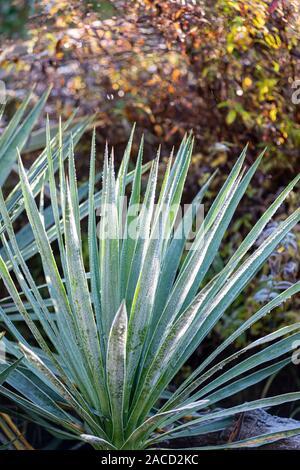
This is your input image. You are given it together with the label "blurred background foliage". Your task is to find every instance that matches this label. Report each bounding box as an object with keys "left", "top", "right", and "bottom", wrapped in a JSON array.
[{"left": 0, "top": 0, "right": 300, "bottom": 347}]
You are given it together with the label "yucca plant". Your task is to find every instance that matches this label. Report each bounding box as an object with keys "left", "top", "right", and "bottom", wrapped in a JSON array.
[
  {"left": 1, "top": 127, "right": 300, "bottom": 450},
  {"left": 0, "top": 91, "right": 98, "bottom": 448},
  {"left": 0, "top": 91, "right": 94, "bottom": 269},
  {"left": 0, "top": 88, "right": 62, "bottom": 445},
  {"left": 0, "top": 89, "right": 49, "bottom": 188}
]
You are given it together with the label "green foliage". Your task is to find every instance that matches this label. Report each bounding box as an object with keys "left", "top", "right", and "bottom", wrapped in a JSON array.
[
  {"left": 1, "top": 127, "right": 300, "bottom": 449},
  {"left": 0, "top": 89, "right": 50, "bottom": 187},
  {"left": 0, "top": 358, "right": 22, "bottom": 386},
  {"left": 0, "top": 1, "right": 35, "bottom": 38},
  {"left": 215, "top": 213, "right": 300, "bottom": 348},
  {"left": 0, "top": 95, "right": 94, "bottom": 272}
]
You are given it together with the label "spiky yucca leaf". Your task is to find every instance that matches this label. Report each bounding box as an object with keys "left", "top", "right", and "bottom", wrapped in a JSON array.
[
  {"left": 0, "top": 89, "right": 51, "bottom": 187},
  {"left": 1, "top": 128, "right": 300, "bottom": 450},
  {"left": 0, "top": 92, "right": 94, "bottom": 270},
  {"left": 0, "top": 358, "right": 22, "bottom": 387}
]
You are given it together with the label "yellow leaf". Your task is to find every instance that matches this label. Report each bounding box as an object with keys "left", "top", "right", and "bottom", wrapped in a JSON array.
[
  {"left": 253, "top": 15, "right": 266, "bottom": 29},
  {"left": 265, "top": 33, "right": 281, "bottom": 49},
  {"left": 226, "top": 109, "right": 237, "bottom": 125},
  {"left": 243, "top": 77, "right": 252, "bottom": 89},
  {"left": 269, "top": 107, "right": 277, "bottom": 122},
  {"left": 211, "top": 153, "right": 228, "bottom": 168},
  {"left": 227, "top": 43, "right": 235, "bottom": 54}
]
